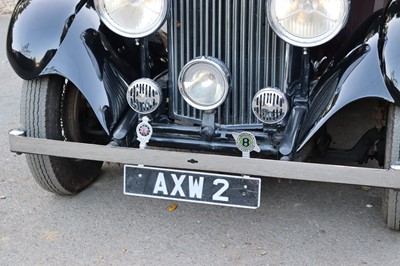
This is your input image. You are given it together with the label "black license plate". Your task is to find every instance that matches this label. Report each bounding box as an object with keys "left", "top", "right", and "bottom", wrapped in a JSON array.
[{"left": 124, "top": 165, "right": 261, "bottom": 209}]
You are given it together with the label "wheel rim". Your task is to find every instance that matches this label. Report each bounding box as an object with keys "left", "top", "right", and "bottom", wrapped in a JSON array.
[{"left": 61, "top": 80, "right": 109, "bottom": 145}]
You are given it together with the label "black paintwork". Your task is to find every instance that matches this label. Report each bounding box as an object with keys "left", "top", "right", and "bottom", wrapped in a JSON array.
[
  {"left": 297, "top": 4, "right": 398, "bottom": 150},
  {"left": 6, "top": 0, "right": 83, "bottom": 80},
  {"left": 7, "top": 0, "right": 139, "bottom": 135},
  {"left": 382, "top": 0, "right": 400, "bottom": 102},
  {"left": 6, "top": 0, "right": 400, "bottom": 157}
]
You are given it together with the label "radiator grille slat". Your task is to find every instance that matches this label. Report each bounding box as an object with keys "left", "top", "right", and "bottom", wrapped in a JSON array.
[{"left": 169, "top": 0, "right": 289, "bottom": 125}]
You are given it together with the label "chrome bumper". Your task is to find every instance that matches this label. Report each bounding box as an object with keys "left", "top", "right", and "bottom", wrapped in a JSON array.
[{"left": 9, "top": 129, "right": 400, "bottom": 189}]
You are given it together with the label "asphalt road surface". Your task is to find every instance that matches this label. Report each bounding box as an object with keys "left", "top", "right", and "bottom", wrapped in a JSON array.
[{"left": 1, "top": 14, "right": 400, "bottom": 266}]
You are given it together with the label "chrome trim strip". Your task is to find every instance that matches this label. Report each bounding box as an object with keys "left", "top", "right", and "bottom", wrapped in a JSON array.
[
  {"left": 9, "top": 130, "right": 400, "bottom": 189},
  {"left": 390, "top": 165, "right": 400, "bottom": 171}
]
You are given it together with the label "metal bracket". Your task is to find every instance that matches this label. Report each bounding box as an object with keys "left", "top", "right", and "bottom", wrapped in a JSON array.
[{"left": 201, "top": 111, "right": 216, "bottom": 140}]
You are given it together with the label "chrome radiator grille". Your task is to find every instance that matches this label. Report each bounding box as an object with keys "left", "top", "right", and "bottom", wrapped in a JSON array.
[{"left": 168, "top": 0, "right": 289, "bottom": 125}]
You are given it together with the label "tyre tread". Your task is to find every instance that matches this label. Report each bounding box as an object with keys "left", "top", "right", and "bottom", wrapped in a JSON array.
[{"left": 21, "top": 77, "right": 73, "bottom": 195}]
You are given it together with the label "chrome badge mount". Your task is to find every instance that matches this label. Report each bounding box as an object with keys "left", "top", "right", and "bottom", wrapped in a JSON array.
[
  {"left": 136, "top": 116, "right": 153, "bottom": 149},
  {"left": 232, "top": 132, "right": 261, "bottom": 158}
]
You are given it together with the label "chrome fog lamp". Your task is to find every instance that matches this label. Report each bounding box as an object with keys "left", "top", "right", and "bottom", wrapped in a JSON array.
[
  {"left": 178, "top": 57, "right": 230, "bottom": 111},
  {"left": 267, "top": 0, "right": 350, "bottom": 47},
  {"left": 127, "top": 78, "right": 162, "bottom": 114},
  {"left": 252, "top": 88, "right": 289, "bottom": 124},
  {"left": 94, "top": 0, "right": 168, "bottom": 38}
]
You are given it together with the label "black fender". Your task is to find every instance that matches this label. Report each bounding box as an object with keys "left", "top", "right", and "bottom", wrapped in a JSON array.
[
  {"left": 381, "top": 0, "right": 400, "bottom": 102},
  {"left": 7, "top": 0, "right": 136, "bottom": 135},
  {"left": 297, "top": 5, "right": 398, "bottom": 151},
  {"left": 6, "top": 0, "right": 83, "bottom": 79}
]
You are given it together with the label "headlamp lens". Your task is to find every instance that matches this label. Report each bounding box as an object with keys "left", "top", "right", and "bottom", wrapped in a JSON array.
[
  {"left": 178, "top": 57, "right": 230, "bottom": 111},
  {"left": 268, "top": 0, "right": 350, "bottom": 47},
  {"left": 95, "top": 0, "right": 168, "bottom": 38}
]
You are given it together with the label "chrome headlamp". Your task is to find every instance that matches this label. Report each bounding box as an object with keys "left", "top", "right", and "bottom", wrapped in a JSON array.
[
  {"left": 267, "top": 0, "right": 350, "bottom": 47},
  {"left": 178, "top": 57, "right": 230, "bottom": 111},
  {"left": 94, "top": 0, "right": 168, "bottom": 38}
]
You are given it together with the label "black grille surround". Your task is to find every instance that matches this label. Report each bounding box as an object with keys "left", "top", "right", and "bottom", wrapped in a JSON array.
[{"left": 168, "top": 0, "right": 291, "bottom": 126}]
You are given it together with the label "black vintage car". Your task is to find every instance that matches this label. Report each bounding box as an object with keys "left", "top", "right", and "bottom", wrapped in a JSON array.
[{"left": 6, "top": 0, "right": 400, "bottom": 230}]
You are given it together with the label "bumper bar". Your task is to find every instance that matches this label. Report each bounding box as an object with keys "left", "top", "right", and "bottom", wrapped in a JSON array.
[{"left": 9, "top": 130, "right": 400, "bottom": 189}]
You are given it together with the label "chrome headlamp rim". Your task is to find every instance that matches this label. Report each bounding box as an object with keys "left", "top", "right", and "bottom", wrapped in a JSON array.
[
  {"left": 178, "top": 57, "right": 230, "bottom": 111},
  {"left": 267, "top": 0, "right": 350, "bottom": 48},
  {"left": 94, "top": 0, "right": 169, "bottom": 38}
]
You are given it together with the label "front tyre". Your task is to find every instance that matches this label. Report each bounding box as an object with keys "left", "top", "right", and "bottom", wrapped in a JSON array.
[
  {"left": 21, "top": 76, "right": 105, "bottom": 195},
  {"left": 382, "top": 104, "right": 400, "bottom": 231}
]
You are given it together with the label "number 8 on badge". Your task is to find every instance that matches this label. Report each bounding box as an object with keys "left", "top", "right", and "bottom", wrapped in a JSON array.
[{"left": 232, "top": 132, "right": 261, "bottom": 158}]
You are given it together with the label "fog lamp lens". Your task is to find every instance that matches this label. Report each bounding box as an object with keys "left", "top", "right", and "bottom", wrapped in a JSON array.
[
  {"left": 127, "top": 78, "right": 162, "bottom": 114},
  {"left": 252, "top": 88, "right": 289, "bottom": 124},
  {"left": 178, "top": 57, "right": 230, "bottom": 111}
]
